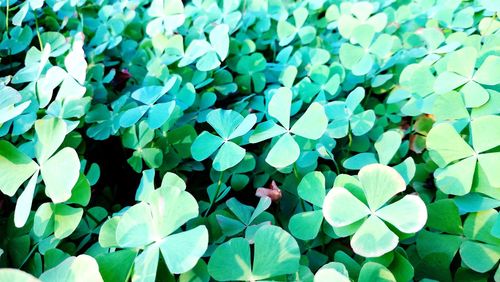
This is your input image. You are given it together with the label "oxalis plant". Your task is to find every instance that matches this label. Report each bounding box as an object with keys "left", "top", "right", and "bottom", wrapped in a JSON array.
[{"left": 0, "top": 0, "right": 499, "bottom": 282}]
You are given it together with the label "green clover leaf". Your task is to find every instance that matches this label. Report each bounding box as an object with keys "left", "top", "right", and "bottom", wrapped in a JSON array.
[
  {"left": 207, "top": 225, "right": 300, "bottom": 281},
  {"left": 323, "top": 164, "right": 427, "bottom": 257},
  {"left": 191, "top": 109, "right": 256, "bottom": 171},
  {"left": 98, "top": 172, "right": 208, "bottom": 277},
  {"left": 326, "top": 87, "right": 375, "bottom": 138},
  {"left": 434, "top": 47, "right": 500, "bottom": 108},
  {"left": 289, "top": 171, "right": 326, "bottom": 240},
  {"left": 426, "top": 115, "right": 500, "bottom": 196},
  {"left": 250, "top": 87, "right": 328, "bottom": 168}
]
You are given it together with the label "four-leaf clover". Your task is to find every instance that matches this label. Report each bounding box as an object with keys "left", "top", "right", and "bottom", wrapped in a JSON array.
[{"left": 323, "top": 164, "right": 427, "bottom": 257}]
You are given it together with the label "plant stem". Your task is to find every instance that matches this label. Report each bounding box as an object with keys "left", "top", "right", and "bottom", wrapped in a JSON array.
[
  {"left": 34, "top": 13, "right": 43, "bottom": 51},
  {"left": 203, "top": 171, "right": 224, "bottom": 217}
]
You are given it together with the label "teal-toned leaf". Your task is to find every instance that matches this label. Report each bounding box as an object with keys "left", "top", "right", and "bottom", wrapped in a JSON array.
[
  {"left": 351, "top": 216, "right": 398, "bottom": 258},
  {"left": 473, "top": 56, "right": 500, "bottom": 85},
  {"left": 54, "top": 205, "right": 83, "bottom": 239},
  {"left": 290, "top": 103, "right": 327, "bottom": 139},
  {"left": 0, "top": 141, "right": 38, "bottom": 196},
  {"left": 252, "top": 225, "right": 300, "bottom": 280},
  {"left": 358, "top": 262, "right": 396, "bottom": 282},
  {"left": 374, "top": 131, "right": 401, "bottom": 165},
  {"left": 426, "top": 123, "right": 474, "bottom": 167},
  {"left": 39, "top": 255, "right": 103, "bottom": 282},
  {"left": 265, "top": 133, "right": 300, "bottom": 168},
  {"left": 358, "top": 164, "right": 406, "bottom": 211},
  {"left": 289, "top": 210, "right": 323, "bottom": 240},
  {"left": 41, "top": 148, "right": 80, "bottom": 203},
  {"left": 213, "top": 141, "right": 245, "bottom": 171},
  {"left": 375, "top": 195, "right": 427, "bottom": 233},
  {"left": 160, "top": 226, "right": 208, "bottom": 274},
  {"left": 323, "top": 187, "right": 370, "bottom": 227},
  {"left": 191, "top": 132, "right": 224, "bottom": 161},
  {"left": 297, "top": 171, "right": 325, "bottom": 207},
  {"left": 268, "top": 87, "right": 292, "bottom": 129},
  {"left": 14, "top": 171, "right": 39, "bottom": 228},
  {"left": 208, "top": 238, "right": 252, "bottom": 281}
]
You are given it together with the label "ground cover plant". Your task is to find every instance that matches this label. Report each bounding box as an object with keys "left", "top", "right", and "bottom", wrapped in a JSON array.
[{"left": 0, "top": 0, "right": 499, "bottom": 281}]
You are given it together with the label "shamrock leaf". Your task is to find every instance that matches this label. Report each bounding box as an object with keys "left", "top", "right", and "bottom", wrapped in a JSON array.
[
  {"left": 277, "top": 7, "right": 316, "bottom": 46},
  {"left": 207, "top": 225, "right": 300, "bottom": 281},
  {"left": 416, "top": 209, "right": 500, "bottom": 278},
  {"left": 122, "top": 121, "right": 163, "bottom": 173},
  {"left": 434, "top": 47, "right": 500, "bottom": 108},
  {"left": 191, "top": 109, "right": 256, "bottom": 171},
  {"left": 0, "top": 85, "right": 31, "bottom": 125},
  {"left": 323, "top": 164, "right": 427, "bottom": 257},
  {"left": 120, "top": 77, "right": 177, "bottom": 129},
  {"left": 289, "top": 171, "right": 326, "bottom": 240},
  {"left": 314, "top": 262, "right": 350, "bottom": 282},
  {"left": 98, "top": 172, "right": 208, "bottom": 278},
  {"left": 339, "top": 24, "right": 397, "bottom": 76},
  {"left": 178, "top": 24, "right": 230, "bottom": 71},
  {"left": 39, "top": 255, "right": 103, "bottom": 282},
  {"left": 235, "top": 53, "right": 267, "bottom": 93},
  {"left": 37, "top": 39, "right": 87, "bottom": 109},
  {"left": 146, "top": 0, "right": 185, "bottom": 37},
  {"left": 426, "top": 115, "right": 500, "bottom": 196},
  {"left": 338, "top": 2, "right": 387, "bottom": 40},
  {"left": 325, "top": 87, "right": 375, "bottom": 138},
  {"left": 0, "top": 118, "right": 80, "bottom": 227},
  {"left": 249, "top": 87, "right": 328, "bottom": 168},
  {"left": 216, "top": 196, "right": 272, "bottom": 237}
]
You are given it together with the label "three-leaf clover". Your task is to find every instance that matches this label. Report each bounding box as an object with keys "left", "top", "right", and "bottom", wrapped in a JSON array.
[
  {"left": 337, "top": 2, "right": 387, "bottom": 40},
  {"left": 146, "top": 0, "right": 185, "bottom": 37},
  {"left": 119, "top": 77, "right": 177, "bottom": 129},
  {"left": 289, "top": 171, "right": 327, "bottom": 240},
  {"left": 277, "top": 7, "right": 316, "bottom": 46},
  {"left": 216, "top": 196, "right": 272, "bottom": 237},
  {"left": 323, "top": 164, "right": 427, "bottom": 257},
  {"left": 249, "top": 87, "right": 328, "bottom": 168},
  {"left": 191, "top": 109, "right": 256, "bottom": 171},
  {"left": 0, "top": 118, "right": 80, "bottom": 227},
  {"left": 207, "top": 225, "right": 300, "bottom": 281},
  {"left": 0, "top": 85, "right": 31, "bottom": 125},
  {"left": 178, "top": 24, "right": 230, "bottom": 71},
  {"left": 99, "top": 172, "right": 208, "bottom": 279},
  {"left": 434, "top": 47, "right": 500, "bottom": 108},
  {"left": 426, "top": 115, "right": 500, "bottom": 196},
  {"left": 325, "top": 87, "right": 375, "bottom": 138},
  {"left": 339, "top": 24, "right": 396, "bottom": 76}
]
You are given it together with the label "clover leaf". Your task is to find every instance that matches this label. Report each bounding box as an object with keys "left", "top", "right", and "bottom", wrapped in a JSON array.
[
  {"left": 426, "top": 115, "right": 500, "bottom": 196},
  {"left": 249, "top": 87, "right": 328, "bottom": 168},
  {"left": 216, "top": 196, "right": 272, "bottom": 237},
  {"left": 146, "top": 0, "right": 185, "bottom": 37},
  {"left": 191, "top": 109, "right": 256, "bottom": 171},
  {"left": 340, "top": 24, "right": 397, "bottom": 76},
  {"left": 289, "top": 171, "right": 326, "bottom": 240},
  {"left": 277, "top": 7, "right": 316, "bottom": 46},
  {"left": 0, "top": 85, "right": 31, "bottom": 125},
  {"left": 178, "top": 24, "right": 230, "bottom": 71},
  {"left": 207, "top": 225, "right": 300, "bottom": 281},
  {"left": 0, "top": 118, "right": 80, "bottom": 227},
  {"left": 120, "top": 77, "right": 177, "bottom": 129},
  {"left": 326, "top": 87, "right": 375, "bottom": 138},
  {"left": 416, "top": 209, "right": 500, "bottom": 278},
  {"left": 323, "top": 164, "right": 427, "bottom": 257},
  {"left": 98, "top": 172, "right": 208, "bottom": 278},
  {"left": 338, "top": 2, "right": 387, "bottom": 40},
  {"left": 434, "top": 47, "right": 500, "bottom": 108}
]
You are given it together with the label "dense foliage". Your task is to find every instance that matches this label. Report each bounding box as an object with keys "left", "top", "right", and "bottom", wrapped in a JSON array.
[{"left": 0, "top": 0, "right": 499, "bottom": 281}]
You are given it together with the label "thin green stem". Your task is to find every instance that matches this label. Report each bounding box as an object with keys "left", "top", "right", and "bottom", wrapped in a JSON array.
[
  {"left": 203, "top": 171, "right": 224, "bottom": 217},
  {"left": 34, "top": 13, "right": 43, "bottom": 51},
  {"left": 6, "top": 0, "right": 9, "bottom": 33}
]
